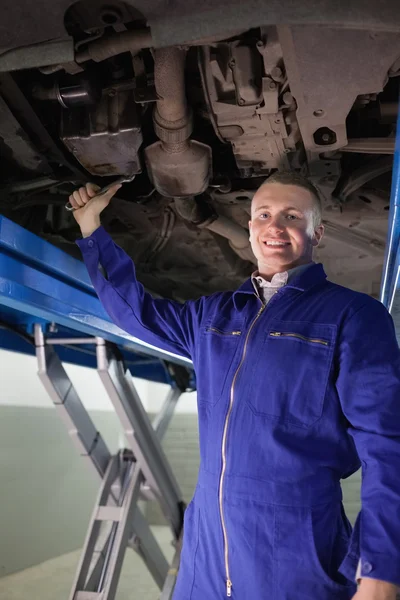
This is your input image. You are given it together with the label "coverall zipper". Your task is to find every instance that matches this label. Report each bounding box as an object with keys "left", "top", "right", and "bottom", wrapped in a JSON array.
[
  {"left": 207, "top": 327, "right": 242, "bottom": 336},
  {"left": 218, "top": 301, "right": 266, "bottom": 597},
  {"left": 269, "top": 331, "right": 328, "bottom": 346}
]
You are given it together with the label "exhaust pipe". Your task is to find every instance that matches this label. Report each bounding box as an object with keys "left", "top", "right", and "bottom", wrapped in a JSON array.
[
  {"left": 75, "top": 28, "right": 152, "bottom": 64},
  {"left": 174, "top": 197, "right": 255, "bottom": 264},
  {"left": 145, "top": 47, "right": 212, "bottom": 197}
]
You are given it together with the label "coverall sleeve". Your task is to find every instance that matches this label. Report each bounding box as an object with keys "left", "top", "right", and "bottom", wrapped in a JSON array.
[
  {"left": 336, "top": 298, "right": 400, "bottom": 586},
  {"left": 76, "top": 226, "right": 202, "bottom": 360}
]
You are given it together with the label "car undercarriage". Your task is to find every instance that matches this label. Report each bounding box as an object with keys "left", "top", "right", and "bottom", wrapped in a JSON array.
[{"left": 1, "top": 0, "right": 400, "bottom": 301}]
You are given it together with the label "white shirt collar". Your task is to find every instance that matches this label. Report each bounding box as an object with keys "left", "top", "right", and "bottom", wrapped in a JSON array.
[{"left": 251, "top": 262, "right": 314, "bottom": 291}]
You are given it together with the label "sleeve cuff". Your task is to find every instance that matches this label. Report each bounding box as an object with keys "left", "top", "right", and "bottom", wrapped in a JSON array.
[
  {"left": 356, "top": 557, "right": 400, "bottom": 588},
  {"left": 76, "top": 225, "right": 110, "bottom": 250}
]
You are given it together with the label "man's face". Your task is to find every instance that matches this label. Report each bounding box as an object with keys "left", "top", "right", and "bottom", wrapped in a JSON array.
[{"left": 249, "top": 183, "right": 324, "bottom": 274}]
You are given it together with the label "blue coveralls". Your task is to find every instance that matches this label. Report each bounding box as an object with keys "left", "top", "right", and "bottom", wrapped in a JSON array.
[{"left": 77, "top": 226, "right": 400, "bottom": 600}]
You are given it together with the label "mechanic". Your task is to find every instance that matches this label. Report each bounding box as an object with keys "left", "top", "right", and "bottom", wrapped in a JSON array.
[{"left": 70, "top": 172, "right": 400, "bottom": 600}]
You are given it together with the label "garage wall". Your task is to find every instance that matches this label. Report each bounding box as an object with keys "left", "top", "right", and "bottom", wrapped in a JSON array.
[{"left": 0, "top": 349, "right": 149, "bottom": 577}]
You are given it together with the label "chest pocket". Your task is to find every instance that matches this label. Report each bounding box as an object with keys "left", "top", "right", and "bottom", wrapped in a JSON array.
[
  {"left": 198, "top": 316, "right": 243, "bottom": 405},
  {"left": 247, "top": 319, "right": 336, "bottom": 428}
]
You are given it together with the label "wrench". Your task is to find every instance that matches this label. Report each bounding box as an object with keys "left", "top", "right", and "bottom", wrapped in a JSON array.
[{"left": 65, "top": 174, "right": 136, "bottom": 211}]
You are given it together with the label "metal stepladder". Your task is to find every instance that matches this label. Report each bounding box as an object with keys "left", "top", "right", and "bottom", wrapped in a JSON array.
[{"left": 34, "top": 323, "right": 191, "bottom": 600}]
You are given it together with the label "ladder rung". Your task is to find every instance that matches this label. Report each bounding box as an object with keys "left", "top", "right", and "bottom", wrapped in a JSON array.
[
  {"left": 96, "top": 506, "right": 123, "bottom": 522},
  {"left": 74, "top": 592, "right": 101, "bottom": 600}
]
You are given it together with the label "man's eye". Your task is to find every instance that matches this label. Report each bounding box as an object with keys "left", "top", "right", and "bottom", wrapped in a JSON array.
[
  {"left": 259, "top": 213, "right": 269, "bottom": 219},
  {"left": 287, "top": 214, "right": 299, "bottom": 220}
]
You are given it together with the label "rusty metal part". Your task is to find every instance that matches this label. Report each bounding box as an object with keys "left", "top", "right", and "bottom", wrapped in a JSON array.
[
  {"left": 209, "top": 176, "right": 232, "bottom": 193},
  {"left": 145, "top": 47, "right": 211, "bottom": 197},
  {"left": 0, "top": 176, "right": 62, "bottom": 194},
  {"left": 0, "top": 94, "right": 50, "bottom": 175},
  {"left": 198, "top": 31, "right": 297, "bottom": 177},
  {"left": 60, "top": 89, "right": 143, "bottom": 177},
  {"left": 174, "top": 196, "right": 254, "bottom": 263},
  {"left": 75, "top": 28, "right": 152, "bottom": 64},
  {"left": 66, "top": 0, "right": 142, "bottom": 34},
  {"left": 144, "top": 207, "right": 176, "bottom": 262},
  {"left": 131, "top": 52, "right": 158, "bottom": 104},
  {"left": 334, "top": 156, "right": 393, "bottom": 202},
  {"left": 32, "top": 77, "right": 101, "bottom": 108},
  {"left": 205, "top": 215, "right": 254, "bottom": 263},
  {"left": 4, "top": 0, "right": 400, "bottom": 54},
  {"left": 152, "top": 47, "right": 193, "bottom": 142},
  {"left": 39, "top": 64, "right": 66, "bottom": 75},
  {"left": 0, "top": 72, "right": 85, "bottom": 179},
  {"left": 145, "top": 139, "right": 211, "bottom": 196},
  {"left": 0, "top": 39, "right": 82, "bottom": 75},
  {"left": 278, "top": 25, "right": 400, "bottom": 153},
  {"left": 341, "top": 138, "right": 396, "bottom": 154},
  {"left": 379, "top": 101, "right": 399, "bottom": 123},
  {"left": 306, "top": 153, "right": 342, "bottom": 200},
  {"left": 0, "top": 39, "right": 74, "bottom": 72},
  {"left": 256, "top": 26, "right": 283, "bottom": 79},
  {"left": 313, "top": 127, "right": 337, "bottom": 146},
  {"left": 323, "top": 220, "right": 385, "bottom": 258},
  {"left": 173, "top": 195, "right": 216, "bottom": 226},
  {"left": 229, "top": 42, "right": 263, "bottom": 107}
]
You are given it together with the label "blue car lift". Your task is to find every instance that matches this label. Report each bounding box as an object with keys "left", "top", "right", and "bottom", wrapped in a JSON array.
[
  {"left": 0, "top": 102, "right": 399, "bottom": 599},
  {"left": 381, "top": 102, "right": 400, "bottom": 337},
  {"left": 0, "top": 214, "right": 195, "bottom": 599}
]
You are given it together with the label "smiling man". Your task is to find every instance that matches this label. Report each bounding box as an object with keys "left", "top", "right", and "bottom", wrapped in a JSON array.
[
  {"left": 249, "top": 173, "right": 324, "bottom": 277},
  {"left": 72, "top": 172, "right": 400, "bottom": 600}
]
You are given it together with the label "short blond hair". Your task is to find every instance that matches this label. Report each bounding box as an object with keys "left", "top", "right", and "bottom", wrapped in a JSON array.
[{"left": 258, "top": 171, "right": 322, "bottom": 229}]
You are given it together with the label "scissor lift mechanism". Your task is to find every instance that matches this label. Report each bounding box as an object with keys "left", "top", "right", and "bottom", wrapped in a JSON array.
[
  {"left": 0, "top": 103, "right": 400, "bottom": 599},
  {"left": 35, "top": 325, "right": 186, "bottom": 600}
]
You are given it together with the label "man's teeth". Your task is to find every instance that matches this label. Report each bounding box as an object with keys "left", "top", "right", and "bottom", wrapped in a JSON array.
[{"left": 265, "top": 241, "right": 288, "bottom": 246}]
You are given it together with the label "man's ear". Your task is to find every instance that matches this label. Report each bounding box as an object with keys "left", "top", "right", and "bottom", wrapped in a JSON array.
[{"left": 312, "top": 224, "right": 325, "bottom": 247}]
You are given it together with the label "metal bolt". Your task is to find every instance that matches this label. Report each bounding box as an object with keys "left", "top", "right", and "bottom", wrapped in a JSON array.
[
  {"left": 269, "top": 81, "right": 276, "bottom": 90},
  {"left": 313, "top": 126, "right": 337, "bottom": 146},
  {"left": 313, "top": 109, "right": 325, "bottom": 117},
  {"left": 283, "top": 92, "right": 293, "bottom": 105},
  {"left": 238, "top": 98, "right": 245, "bottom": 106},
  {"left": 229, "top": 59, "right": 236, "bottom": 68},
  {"left": 283, "top": 149, "right": 290, "bottom": 154},
  {"left": 271, "top": 67, "right": 283, "bottom": 81},
  {"left": 108, "top": 89, "right": 117, "bottom": 97}
]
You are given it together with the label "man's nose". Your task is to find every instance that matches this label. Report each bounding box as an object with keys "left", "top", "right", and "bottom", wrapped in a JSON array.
[{"left": 267, "top": 216, "right": 284, "bottom": 233}]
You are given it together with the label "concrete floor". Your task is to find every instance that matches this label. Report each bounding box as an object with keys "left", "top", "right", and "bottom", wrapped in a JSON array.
[{"left": 0, "top": 526, "right": 174, "bottom": 600}]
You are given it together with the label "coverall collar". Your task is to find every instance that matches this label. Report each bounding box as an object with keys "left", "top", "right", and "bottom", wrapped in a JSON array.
[{"left": 233, "top": 263, "right": 327, "bottom": 309}]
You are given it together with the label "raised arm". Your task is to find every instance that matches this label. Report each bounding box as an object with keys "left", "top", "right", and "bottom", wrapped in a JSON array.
[{"left": 71, "top": 183, "right": 202, "bottom": 360}]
